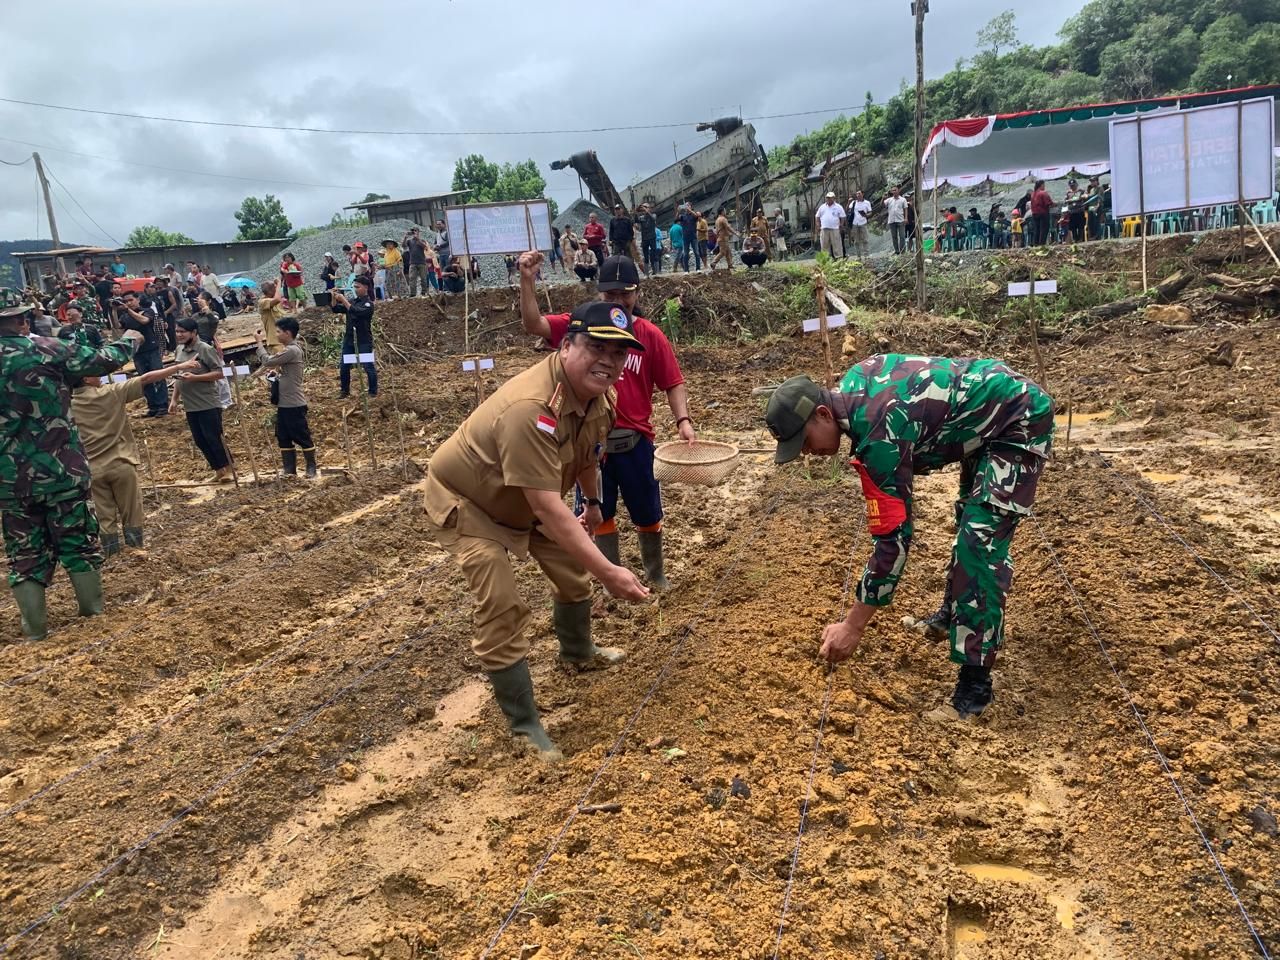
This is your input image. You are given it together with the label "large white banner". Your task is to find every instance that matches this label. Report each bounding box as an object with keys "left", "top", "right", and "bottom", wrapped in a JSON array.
[
  {"left": 445, "top": 200, "right": 553, "bottom": 255},
  {"left": 1109, "top": 98, "right": 1275, "bottom": 217}
]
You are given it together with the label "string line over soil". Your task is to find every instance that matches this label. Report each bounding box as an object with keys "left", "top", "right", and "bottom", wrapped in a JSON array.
[
  {"left": 1092, "top": 452, "right": 1280, "bottom": 649},
  {"left": 480, "top": 488, "right": 791, "bottom": 960},
  {"left": 1031, "top": 516, "right": 1275, "bottom": 960},
  {"left": 0, "top": 618, "right": 455, "bottom": 958},
  {"left": 771, "top": 539, "right": 861, "bottom": 959},
  {"left": 0, "top": 558, "right": 447, "bottom": 825}
]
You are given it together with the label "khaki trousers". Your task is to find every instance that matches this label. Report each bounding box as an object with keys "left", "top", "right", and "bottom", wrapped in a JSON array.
[
  {"left": 428, "top": 518, "right": 591, "bottom": 670},
  {"left": 820, "top": 227, "right": 844, "bottom": 258},
  {"left": 90, "top": 460, "right": 143, "bottom": 537}
]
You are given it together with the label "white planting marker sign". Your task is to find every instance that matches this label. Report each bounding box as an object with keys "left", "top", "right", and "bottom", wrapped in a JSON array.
[
  {"left": 802, "top": 314, "right": 848, "bottom": 333},
  {"left": 1007, "top": 280, "right": 1058, "bottom": 297},
  {"left": 461, "top": 358, "right": 495, "bottom": 372},
  {"left": 342, "top": 352, "right": 376, "bottom": 364}
]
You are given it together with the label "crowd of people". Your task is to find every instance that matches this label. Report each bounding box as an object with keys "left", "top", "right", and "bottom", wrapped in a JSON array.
[{"left": 933, "top": 176, "right": 1115, "bottom": 249}]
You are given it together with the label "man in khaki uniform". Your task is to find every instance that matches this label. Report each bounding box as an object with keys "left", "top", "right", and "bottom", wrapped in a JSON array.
[
  {"left": 72, "top": 358, "right": 196, "bottom": 554},
  {"left": 425, "top": 300, "right": 651, "bottom": 758}
]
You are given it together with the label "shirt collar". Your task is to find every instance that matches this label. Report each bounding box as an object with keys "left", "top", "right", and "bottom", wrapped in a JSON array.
[{"left": 549, "top": 353, "right": 589, "bottom": 417}]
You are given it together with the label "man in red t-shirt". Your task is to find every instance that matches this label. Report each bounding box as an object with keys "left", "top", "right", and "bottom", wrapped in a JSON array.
[
  {"left": 582, "top": 212, "right": 608, "bottom": 269},
  {"left": 519, "top": 251, "right": 695, "bottom": 590},
  {"left": 279, "top": 252, "right": 306, "bottom": 313}
]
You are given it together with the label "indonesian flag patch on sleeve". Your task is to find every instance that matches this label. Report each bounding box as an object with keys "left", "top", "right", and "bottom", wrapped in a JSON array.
[{"left": 536, "top": 414, "right": 557, "bottom": 434}]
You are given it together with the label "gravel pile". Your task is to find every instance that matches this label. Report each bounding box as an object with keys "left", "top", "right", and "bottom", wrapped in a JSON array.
[{"left": 244, "top": 216, "right": 583, "bottom": 296}]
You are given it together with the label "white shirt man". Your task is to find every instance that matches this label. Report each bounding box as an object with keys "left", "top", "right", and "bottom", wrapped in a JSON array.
[
  {"left": 815, "top": 194, "right": 846, "bottom": 259},
  {"left": 848, "top": 191, "right": 873, "bottom": 258},
  {"left": 885, "top": 189, "right": 909, "bottom": 254}
]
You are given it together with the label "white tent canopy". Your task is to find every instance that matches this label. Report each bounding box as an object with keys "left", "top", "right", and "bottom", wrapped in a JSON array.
[{"left": 921, "top": 85, "right": 1280, "bottom": 190}]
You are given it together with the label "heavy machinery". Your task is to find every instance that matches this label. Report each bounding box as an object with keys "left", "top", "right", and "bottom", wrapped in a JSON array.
[{"left": 551, "top": 118, "right": 769, "bottom": 224}]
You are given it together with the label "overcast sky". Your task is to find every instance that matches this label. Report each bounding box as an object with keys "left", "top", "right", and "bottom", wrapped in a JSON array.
[{"left": 0, "top": 0, "right": 1089, "bottom": 246}]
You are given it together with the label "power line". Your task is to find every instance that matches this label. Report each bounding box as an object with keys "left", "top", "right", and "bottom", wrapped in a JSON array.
[
  {"left": 0, "top": 95, "right": 881, "bottom": 137},
  {"left": 0, "top": 135, "right": 366, "bottom": 192},
  {"left": 49, "top": 182, "right": 108, "bottom": 246},
  {"left": 0, "top": 154, "right": 32, "bottom": 166},
  {"left": 42, "top": 160, "right": 121, "bottom": 246}
]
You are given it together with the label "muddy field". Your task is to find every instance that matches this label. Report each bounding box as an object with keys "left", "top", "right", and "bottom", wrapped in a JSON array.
[{"left": 1, "top": 239, "right": 1278, "bottom": 959}]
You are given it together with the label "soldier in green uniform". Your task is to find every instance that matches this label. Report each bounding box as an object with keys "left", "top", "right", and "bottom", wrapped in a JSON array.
[
  {"left": 765, "top": 354, "right": 1054, "bottom": 720},
  {"left": 0, "top": 302, "right": 144, "bottom": 641}
]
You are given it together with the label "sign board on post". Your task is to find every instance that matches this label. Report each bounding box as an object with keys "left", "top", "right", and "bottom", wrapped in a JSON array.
[
  {"left": 446, "top": 200, "right": 554, "bottom": 255},
  {"left": 1109, "top": 97, "right": 1276, "bottom": 218}
]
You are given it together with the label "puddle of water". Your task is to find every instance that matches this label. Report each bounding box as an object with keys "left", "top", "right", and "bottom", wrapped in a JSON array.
[
  {"left": 1055, "top": 410, "right": 1112, "bottom": 426},
  {"left": 959, "top": 862, "right": 1081, "bottom": 931},
  {"left": 952, "top": 920, "right": 988, "bottom": 944}
]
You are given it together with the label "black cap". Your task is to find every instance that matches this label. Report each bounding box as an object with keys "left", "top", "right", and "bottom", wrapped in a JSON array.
[
  {"left": 764, "top": 375, "right": 823, "bottom": 464},
  {"left": 597, "top": 255, "right": 640, "bottom": 292},
  {"left": 566, "top": 300, "right": 645, "bottom": 352}
]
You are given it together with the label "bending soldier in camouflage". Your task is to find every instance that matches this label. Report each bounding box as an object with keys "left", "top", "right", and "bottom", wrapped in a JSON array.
[
  {"left": 766, "top": 354, "right": 1054, "bottom": 720},
  {"left": 0, "top": 302, "right": 144, "bottom": 641}
]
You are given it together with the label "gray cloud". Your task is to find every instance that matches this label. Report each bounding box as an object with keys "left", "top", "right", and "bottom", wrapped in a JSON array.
[{"left": 0, "top": 0, "right": 1087, "bottom": 245}]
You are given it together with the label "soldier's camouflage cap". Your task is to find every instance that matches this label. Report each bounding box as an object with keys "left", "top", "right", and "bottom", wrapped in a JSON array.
[
  {"left": 765, "top": 375, "right": 823, "bottom": 464},
  {"left": 0, "top": 303, "right": 35, "bottom": 319}
]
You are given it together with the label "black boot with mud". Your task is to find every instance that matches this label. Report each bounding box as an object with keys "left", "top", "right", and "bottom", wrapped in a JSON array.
[
  {"left": 487, "top": 659, "right": 562, "bottom": 761},
  {"left": 906, "top": 601, "right": 950, "bottom": 642},
  {"left": 924, "top": 664, "right": 993, "bottom": 724}
]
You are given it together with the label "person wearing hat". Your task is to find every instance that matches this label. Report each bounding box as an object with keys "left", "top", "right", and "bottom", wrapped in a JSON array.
[
  {"left": 608, "top": 204, "right": 635, "bottom": 260},
  {"left": 519, "top": 252, "right": 695, "bottom": 592},
  {"left": 764, "top": 355, "right": 1054, "bottom": 722},
  {"left": 424, "top": 299, "right": 651, "bottom": 758},
  {"left": 0, "top": 303, "right": 147, "bottom": 640},
  {"left": 380, "top": 239, "right": 407, "bottom": 299},
  {"left": 403, "top": 226, "right": 431, "bottom": 297},
  {"left": 815, "top": 192, "right": 847, "bottom": 259},
  {"left": 321, "top": 253, "right": 340, "bottom": 291}
]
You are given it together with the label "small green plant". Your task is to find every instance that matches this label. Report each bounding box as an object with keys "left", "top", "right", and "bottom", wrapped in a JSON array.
[
  {"left": 203, "top": 662, "right": 227, "bottom": 695},
  {"left": 658, "top": 297, "right": 684, "bottom": 343},
  {"left": 612, "top": 933, "right": 644, "bottom": 956},
  {"left": 1107, "top": 401, "right": 1130, "bottom": 423}
]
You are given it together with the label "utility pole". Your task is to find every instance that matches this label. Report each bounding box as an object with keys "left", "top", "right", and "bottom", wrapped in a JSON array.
[
  {"left": 32, "top": 152, "right": 68, "bottom": 278},
  {"left": 911, "top": 0, "right": 928, "bottom": 311}
]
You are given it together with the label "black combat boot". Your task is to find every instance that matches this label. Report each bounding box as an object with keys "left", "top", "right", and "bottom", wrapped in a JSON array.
[
  {"left": 951, "top": 664, "right": 993, "bottom": 716},
  {"left": 302, "top": 448, "right": 318, "bottom": 479},
  {"left": 911, "top": 601, "right": 950, "bottom": 641},
  {"left": 101, "top": 533, "right": 122, "bottom": 558}
]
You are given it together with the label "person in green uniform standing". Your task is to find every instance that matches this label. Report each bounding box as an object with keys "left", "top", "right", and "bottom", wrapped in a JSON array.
[
  {"left": 0, "top": 302, "right": 145, "bottom": 641},
  {"left": 765, "top": 354, "right": 1054, "bottom": 721}
]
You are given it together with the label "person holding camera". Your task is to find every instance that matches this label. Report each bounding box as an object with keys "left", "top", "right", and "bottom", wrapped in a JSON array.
[
  {"left": 330, "top": 276, "right": 377, "bottom": 399},
  {"left": 118, "top": 291, "right": 169, "bottom": 417}
]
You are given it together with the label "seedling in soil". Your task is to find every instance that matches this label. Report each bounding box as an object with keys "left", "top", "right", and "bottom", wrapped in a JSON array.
[
  {"left": 148, "top": 923, "right": 169, "bottom": 953},
  {"left": 203, "top": 662, "right": 227, "bottom": 695},
  {"left": 611, "top": 933, "right": 644, "bottom": 956}
]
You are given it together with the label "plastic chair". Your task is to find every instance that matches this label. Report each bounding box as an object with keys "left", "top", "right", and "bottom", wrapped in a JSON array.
[
  {"left": 1120, "top": 216, "right": 1142, "bottom": 238},
  {"left": 1252, "top": 199, "right": 1278, "bottom": 224},
  {"left": 964, "top": 220, "right": 988, "bottom": 249}
]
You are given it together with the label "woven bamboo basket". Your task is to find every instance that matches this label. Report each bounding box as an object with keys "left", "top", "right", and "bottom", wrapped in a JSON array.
[{"left": 653, "top": 440, "right": 741, "bottom": 486}]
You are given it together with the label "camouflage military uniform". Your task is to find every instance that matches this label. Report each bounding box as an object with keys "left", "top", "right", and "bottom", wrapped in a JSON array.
[
  {"left": 836, "top": 355, "right": 1054, "bottom": 667},
  {"left": 0, "top": 332, "right": 136, "bottom": 587},
  {"left": 72, "top": 294, "right": 104, "bottom": 327}
]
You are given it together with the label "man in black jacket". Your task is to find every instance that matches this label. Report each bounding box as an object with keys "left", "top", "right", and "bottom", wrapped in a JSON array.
[
  {"left": 635, "top": 203, "right": 659, "bottom": 275},
  {"left": 331, "top": 275, "right": 378, "bottom": 399},
  {"left": 608, "top": 204, "right": 635, "bottom": 258}
]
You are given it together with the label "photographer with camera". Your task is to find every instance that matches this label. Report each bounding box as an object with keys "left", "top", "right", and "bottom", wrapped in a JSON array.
[{"left": 118, "top": 291, "right": 169, "bottom": 417}]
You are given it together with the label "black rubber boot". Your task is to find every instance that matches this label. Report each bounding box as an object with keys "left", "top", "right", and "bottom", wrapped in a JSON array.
[
  {"left": 595, "top": 531, "right": 620, "bottom": 566},
  {"left": 124, "top": 527, "right": 144, "bottom": 549},
  {"left": 302, "top": 448, "right": 318, "bottom": 479},
  {"left": 637, "top": 530, "right": 670, "bottom": 592},
  {"left": 280, "top": 450, "right": 298, "bottom": 477},
  {"left": 554, "top": 599, "right": 625, "bottom": 668},
  {"left": 487, "top": 659, "right": 562, "bottom": 760},
  {"left": 68, "top": 569, "right": 104, "bottom": 617},
  {"left": 910, "top": 601, "right": 950, "bottom": 642},
  {"left": 951, "top": 664, "right": 994, "bottom": 716},
  {"left": 101, "top": 533, "right": 122, "bottom": 558},
  {"left": 10, "top": 581, "right": 48, "bottom": 641}
]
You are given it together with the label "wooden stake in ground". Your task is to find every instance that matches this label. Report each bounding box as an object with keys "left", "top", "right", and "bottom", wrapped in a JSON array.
[
  {"left": 814, "top": 273, "right": 834, "bottom": 389},
  {"left": 340, "top": 406, "right": 355, "bottom": 473},
  {"left": 1240, "top": 203, "right": 1280, "bottom": 270},
  {"left": 461, "top": 211, "right": 472, "bottom": 356},
  {"left": 140, "top": 435, "right": 160, "bottom": 499},
  {"left": 1026, "top": 271, "right": 1049, "bottom": 392},
  {"left": 1136, "top": 116, "right": 1149, "bottom": 292},
  {"left": 228, "top": 368, "right": 261, "bottom": 483},
  {"left": 375, "top": 330, "right": 411, "bottom": 480},
  {"left": 524, "top": 203, "right": 554, "bottom": 313}
]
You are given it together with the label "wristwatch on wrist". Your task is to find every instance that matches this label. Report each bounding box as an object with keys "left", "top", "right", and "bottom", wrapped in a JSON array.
[{"left": 585, "top": 497, "right": 603, "bottom": 508}]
